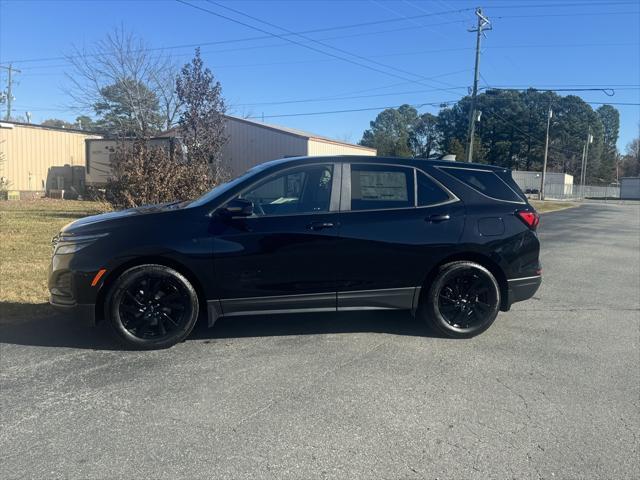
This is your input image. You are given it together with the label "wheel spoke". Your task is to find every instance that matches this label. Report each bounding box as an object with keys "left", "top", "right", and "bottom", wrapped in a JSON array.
[
  {"left": 161, "top": 312, "right": 179, "bottom": 328},
  {"left": 451, "top": 308, "right": 466, "bottom": 326},
  {"left": 132, "top": 315, "right": 153, "bottom": 332},
  {"left": 163, "top": 302, "right": 186, "bottom": 311},
  {"left": 439, "top": 293, "right": 456, "bottom": 303},
  {"left": 125, "top": 291, "right": 144, "bottom": 307},
  {"left": 162, "top": 291, "right": 181, "bottom": 302},
  {"left": 157, "top": 316, "right": 167, "bottom": 336},
  {"left": 475, "top": 301, "right": 491, "bottom": 310},
  {"left": 120, "top": 304, "right": 142, "bottom": 316}
]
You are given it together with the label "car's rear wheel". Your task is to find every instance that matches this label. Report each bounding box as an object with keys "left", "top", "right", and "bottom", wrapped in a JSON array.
[
  {"left": 105, "top": 264, "right": 199, "bottom": 349},
  {"left": 420, "top": 261, "right": 500, "bottom": 338}
]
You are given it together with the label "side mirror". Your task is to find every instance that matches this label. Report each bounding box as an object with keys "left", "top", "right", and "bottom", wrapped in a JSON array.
[{"left": 220, "top": 198, "right": 254, "bottom": 217}]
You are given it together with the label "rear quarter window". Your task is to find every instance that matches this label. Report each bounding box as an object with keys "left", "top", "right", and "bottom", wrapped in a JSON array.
[
  {"left": 417, "top": 171, "right": 452, "bottom": 206},
  {"left": 438, "top": 167, "right": 525, "bottom": 203}
]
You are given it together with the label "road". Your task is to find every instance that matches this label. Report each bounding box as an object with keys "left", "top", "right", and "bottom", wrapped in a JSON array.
[{"left": 1, "top": 202, "right": 639, "bottom": 479}]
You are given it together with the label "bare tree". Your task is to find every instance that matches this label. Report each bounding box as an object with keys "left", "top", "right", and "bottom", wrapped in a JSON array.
[{"left": 66, "top": 27, "right": 181, "bottom": 137}]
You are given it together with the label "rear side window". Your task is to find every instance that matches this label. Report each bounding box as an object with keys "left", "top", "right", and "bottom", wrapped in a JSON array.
[
  {"left": 417, "top": 171, "right": 451, "bottom": 206},
  {"left": 350, "top": 164, "right": 414, "bottom": 210},
  {"left": 439, "top": 167, "right": 524, "bottom": 203}
]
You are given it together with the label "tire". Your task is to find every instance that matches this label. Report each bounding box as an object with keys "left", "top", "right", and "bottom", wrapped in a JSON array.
[
  {"left": 105, "top": 264, "right": 199, "bottom": 350},
  {"left": 419, "top": 261, "right": 501, "bottom": 338}
]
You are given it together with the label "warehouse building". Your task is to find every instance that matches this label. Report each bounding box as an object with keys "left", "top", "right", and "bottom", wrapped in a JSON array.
[
  {"left": 0, "top": 121, "right": 102, "bottom": 195},
  {"left": 620, "top": 177, "right": 640, "bottom": 200},
  {"left": 511, "top": 170, "right": 574, "bottom": 197},
  {"left": 217, "top": 115, "right": 376, "bottom": 176},
  {"left": 1, "top": 115, "right": 376, "bottom": 195}
]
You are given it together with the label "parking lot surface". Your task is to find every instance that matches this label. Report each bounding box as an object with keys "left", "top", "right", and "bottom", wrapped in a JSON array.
[{"left": 1, "top": 202, "right": 639, "bottom": 479}]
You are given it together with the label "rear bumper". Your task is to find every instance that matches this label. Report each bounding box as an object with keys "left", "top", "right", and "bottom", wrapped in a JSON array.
[
  {"left": 50, "top": 297, "right": 97, "bottom": 326},
  {"left": 506, "top": 275, "right": 541, "bottom": 308}
]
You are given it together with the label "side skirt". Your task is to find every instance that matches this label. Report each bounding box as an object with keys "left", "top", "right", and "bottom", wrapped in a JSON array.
[{"left": 206, "top": 287, "right": 420, "bottom": 325}]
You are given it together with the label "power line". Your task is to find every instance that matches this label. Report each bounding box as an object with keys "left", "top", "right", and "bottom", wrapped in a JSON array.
[
  {"left": 495, "top": 11, "right": 639, "bottom": 19},
  {"left": 235, "top": 86, "right": 466, "bottom": 107},
  {"left": 233, "top": 85, "right": 640, "bottom": 108},
  {"left": 12, "top": 40, "right": 638, "bottom": 74},
  {"left": 2, "top": 18, "right": 471, "bottom": 74},
  {"left": 584, "top": 101, "right": 640, "bottom": 106},
  {"left": 483, "top": 1, "right": 638, "bottom": 9},
  {"left": 244, "top": 100, "right": 460, "bottom": 120},
  {"left": 369, "top": 0, "right": 454, "bottom": 43},
  {"left": 173, "top": 0, "right": 438, "bottom": 90},
  {"left": 4, "top": 6, "right": 473, "bottom": 65},
  {"left": 197, "top": 0, "right": 463, "bottom": 91}
]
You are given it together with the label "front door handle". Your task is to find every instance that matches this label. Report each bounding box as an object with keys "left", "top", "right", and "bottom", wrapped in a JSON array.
[
  {"left": 426, "top": 214, "right": 451, "bottom": 223},
  {"left": 308, "top": 222, "right": 335, "bottom": 231}
]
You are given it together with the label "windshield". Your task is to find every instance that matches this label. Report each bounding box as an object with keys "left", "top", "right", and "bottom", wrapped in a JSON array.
[{"left": 187, "top": 165, "right": 265, "bottom": 208}]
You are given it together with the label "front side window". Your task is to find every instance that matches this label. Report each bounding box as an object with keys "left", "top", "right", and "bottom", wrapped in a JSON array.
[
  {"left": 349, "top": 164, "right": 415, "bottom": 211},
  {"left": 240, "top": 164, "right": 333, "bottom": 216}
]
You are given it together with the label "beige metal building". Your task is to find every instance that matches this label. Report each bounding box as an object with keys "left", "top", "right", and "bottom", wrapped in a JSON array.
[
  {"left": 219, "top": 115, "right": 376, "bottom": 176},
  {"left": 0, "top": 115, "right": 375, "bottom": 193},
  {"left": 0, "top": 121, "right": 102, "bottom": 192}
]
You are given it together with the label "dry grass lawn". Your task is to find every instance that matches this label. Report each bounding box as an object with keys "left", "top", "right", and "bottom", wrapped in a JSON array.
[
  {"left": 529, "top": 199, "right": 578, "bottom": 213},
  {"left": 0, "top": 199, "right": 110, "bottom": 311}
]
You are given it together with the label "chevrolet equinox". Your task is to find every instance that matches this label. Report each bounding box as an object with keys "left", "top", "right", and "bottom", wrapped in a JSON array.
[{"left": 49, "top": 156, "right": 542, "bottom": 349}]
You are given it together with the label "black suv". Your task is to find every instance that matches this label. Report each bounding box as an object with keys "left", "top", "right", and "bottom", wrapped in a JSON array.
[{"left": 49, "top": 156, "right": 541, "bottom": 349}]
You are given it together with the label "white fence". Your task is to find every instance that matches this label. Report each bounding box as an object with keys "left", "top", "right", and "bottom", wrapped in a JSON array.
[{"left": 538, "top": 183, "right": 620, "bottom": 200}]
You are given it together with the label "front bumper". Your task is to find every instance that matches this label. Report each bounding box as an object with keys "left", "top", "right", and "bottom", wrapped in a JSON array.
[
  {"left": 49, "top": 253, "right": 103, "bottom": 327},
  {"left": 506, "top": 275, "right": 542, "bottom": 308}
]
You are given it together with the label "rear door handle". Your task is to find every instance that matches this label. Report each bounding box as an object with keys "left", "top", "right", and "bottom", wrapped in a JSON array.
[
  {"left": 426, "top": 214, "right": 451, "bottom": 223},
  {"left": 308, "top": 222, "right": 335, "bottom": 231}
]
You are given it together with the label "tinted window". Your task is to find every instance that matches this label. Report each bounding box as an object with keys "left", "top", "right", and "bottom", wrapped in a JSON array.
[
  {"left": 350, "top": 164, "right": 414, "bottom": 211},
  {"left": 440, "top": 168, "right": 524, "bottom": 203},
  {"left": 240, "top": 164, "right": 333, "bottom": 216},
  {"left": 417, "top": 171, "right": 451, "bottom": 206}
]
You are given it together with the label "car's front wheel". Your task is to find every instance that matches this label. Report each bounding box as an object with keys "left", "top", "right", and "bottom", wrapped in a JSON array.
[
  {"left": 105, "top": 264, "right": 199, "bottom": 349},
  {"left": 420, "top": 261, "right": 501, "bottom": 338}
]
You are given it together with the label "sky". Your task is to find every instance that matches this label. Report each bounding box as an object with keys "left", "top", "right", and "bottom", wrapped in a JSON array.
[{"left": 1, "top": 0, "right": 639, "bottom": 150}]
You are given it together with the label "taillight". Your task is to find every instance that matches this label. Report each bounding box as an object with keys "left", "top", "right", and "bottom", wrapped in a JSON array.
[{"left": 516, "top": 210, "right": 540, "bottom": 230}]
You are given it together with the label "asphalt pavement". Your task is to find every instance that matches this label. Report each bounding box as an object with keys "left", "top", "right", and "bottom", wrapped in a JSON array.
[{"left": 1, "top": 202, "right": 639, "bottom": 479}]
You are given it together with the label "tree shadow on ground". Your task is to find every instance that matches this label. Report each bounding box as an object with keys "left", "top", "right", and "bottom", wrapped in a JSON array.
[{"left": 0, "top": 302, "right": 440, "bottom": 351}]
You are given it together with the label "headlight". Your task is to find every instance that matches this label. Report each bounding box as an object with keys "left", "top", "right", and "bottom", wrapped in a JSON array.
[{"left": 53, "top": 233, "right": 108, "bottom": 255}]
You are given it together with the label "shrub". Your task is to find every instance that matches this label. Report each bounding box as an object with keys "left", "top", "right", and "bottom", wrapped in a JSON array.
[{"left": 105, "top": 141, "right": 213, "bottom": 209}]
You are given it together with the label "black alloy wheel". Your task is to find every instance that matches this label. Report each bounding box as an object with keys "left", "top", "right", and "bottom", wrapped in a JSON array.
[
  {"left": 422, "top": 261, "right": 501, "bottom": 338},
  {"left": 106, "top": 265, "right": 199, "bottom": 349}
]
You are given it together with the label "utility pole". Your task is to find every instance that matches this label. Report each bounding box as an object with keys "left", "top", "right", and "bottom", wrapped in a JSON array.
[
  {"left": 539, "top": 107, "right": 553, "bottom": 200},
  {"left": 579, "top": 127, "right": 593, "bottom": 198},
  {"left": 579, "top": 144, "right": 586, "bottom": 198},
  {"left": 466, "top": 7, "right": 491, "bottom": 162},
  {"left": 1, "top": 64, "right": 21, "bottom": 121}
]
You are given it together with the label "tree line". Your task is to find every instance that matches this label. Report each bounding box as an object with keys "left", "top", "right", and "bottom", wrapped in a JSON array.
[
  {"left": 359, "top": 90, "right": 638, "bottom": 184},
  {"left": 36, "top": 29, "right": 639, "bottom": 205}
]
